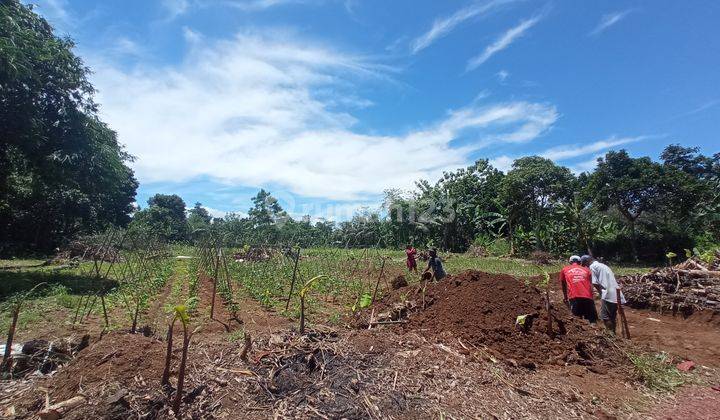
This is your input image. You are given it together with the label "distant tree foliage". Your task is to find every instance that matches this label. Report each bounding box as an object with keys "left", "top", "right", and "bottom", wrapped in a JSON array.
[
  {"left": 0, "top": 3, "right": 717, "bottom": 262},
  {"left": 185, "top": 145, "right": 717, "bottom": 262},
  {"left": 132, "top": 194, "right": 188, "bottom": 242},
  {"left": 0, "top": 1, "right": 137, "bottom": 255},
  {"left": 187, "top": 202, "right": 212, "bottom": 233}
]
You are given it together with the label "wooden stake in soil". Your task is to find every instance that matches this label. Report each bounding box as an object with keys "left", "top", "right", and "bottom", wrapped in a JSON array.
[
  {"left": 161, "top": 320, "right": 175, "bottom": 387},
  {"left": 617, "top": 289, "right": 630, "bottom": 339},
  {"left": 210, "top": 249, "right": 221, "bottom": 320},
  {"left": 285, "top": 247, "right": 301, "bottom": 312},
  {"left": 545, "top": 277, "right": 553, "bottom": 336},
  {"left": 72, "top": 294, "right": 85, "bottom": 325},
  {"left": 1, "top": 307, "right": 20, "bottom": 373},
  {"left": 371, "top": 257, "right": 387, "bottom": 303}
]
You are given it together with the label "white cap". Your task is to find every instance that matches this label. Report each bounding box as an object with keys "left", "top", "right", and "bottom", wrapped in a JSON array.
[{"left": 569, "top": 255, "right": 581, "bottom": 263}]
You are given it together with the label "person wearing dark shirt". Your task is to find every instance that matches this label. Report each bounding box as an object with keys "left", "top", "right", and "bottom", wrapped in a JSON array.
[{"left": 423, "top": 248, "right": 446, "bottom": 281}]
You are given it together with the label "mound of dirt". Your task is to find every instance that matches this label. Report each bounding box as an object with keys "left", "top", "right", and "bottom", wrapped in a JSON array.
[
  {"left": 6, "top": 333, "right": 169, "bottom": 419},
  {"left": 391, "top": 275, "right": 408, "bottom": 290},
  {"left": 395, "top": 271, "right": 625, "bottom": 368}
]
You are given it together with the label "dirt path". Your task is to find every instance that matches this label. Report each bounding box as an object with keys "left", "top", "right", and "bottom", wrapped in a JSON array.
[
  {"left": 645, "top": 385, "right": 720, "bottom": 419},
  {"left": 623, "top": 308, "right": 720, "bottom": 368},
  {"left": 546, "top": 273, "right": 720, "bottom": 368}
]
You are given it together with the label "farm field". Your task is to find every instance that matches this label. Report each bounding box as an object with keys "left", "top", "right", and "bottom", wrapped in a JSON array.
[
  {"left": 1, "top": 248, "right": 719, "bottom": 419},
  {"left": 3, "top": 1, "right": 720, "bottom": 419}
]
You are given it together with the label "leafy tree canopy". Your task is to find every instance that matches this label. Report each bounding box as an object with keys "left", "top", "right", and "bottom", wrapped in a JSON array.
[{"left": 0, "top": 1, "right": 137, "bottom": 255}]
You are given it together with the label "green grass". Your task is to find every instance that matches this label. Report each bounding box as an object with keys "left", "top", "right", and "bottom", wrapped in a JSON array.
[
  {"left": 0, "top": 248, "right": 654, "bottom": 337},
  {"left": 0, "top": 285, "right": 76, "bottom": 335},
  {"left": 629, "top": 352, "right": 686, "bottom": 392},
  {"left": 0, "top": 259, "right": 47, "bottom": 269},
  {"left": 220, "top": 247, "right": 655, "bottom": 319}
]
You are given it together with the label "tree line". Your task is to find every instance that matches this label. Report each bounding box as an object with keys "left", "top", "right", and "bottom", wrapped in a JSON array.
[
  {"left": 130, "top": 143, "right": 719, "bottom": 262},
  {"left": 2, "top": 1, "right": 718, "bottom": 262},
  {"left": 1, "top": 1, "right": 137, "bottom": 255}
]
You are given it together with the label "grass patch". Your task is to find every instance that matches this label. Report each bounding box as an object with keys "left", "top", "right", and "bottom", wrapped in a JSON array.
[
  {"left": 226, "top": 329, "right": 245, "bottom": 343},
  {"left": 629, "top": 352, "right": 685, "bottom": 392}
]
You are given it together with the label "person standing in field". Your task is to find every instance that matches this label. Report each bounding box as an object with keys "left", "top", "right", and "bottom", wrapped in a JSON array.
[
  {"left": 581, "top": 255, "right": 625, "bottom": 334},
  {"left": 423, "top": 248, "right": 446, "bottom": 281},
  {"left": 559, "top": 255, "right": 597, "bottom": 323},
  {"left": 405, "top": 244, "right": 418, "bottom": 273}
]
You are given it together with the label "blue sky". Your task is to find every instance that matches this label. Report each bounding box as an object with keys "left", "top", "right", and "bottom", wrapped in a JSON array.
[{"left": 33, "top": 0, "right": 720, "bottom": 220}]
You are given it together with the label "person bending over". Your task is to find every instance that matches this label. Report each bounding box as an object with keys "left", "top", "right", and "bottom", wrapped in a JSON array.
[
  {"left": 559, "top": 255, "right": 598, "bottom": 323},
  {"left": 582, "top": 255, "right": 625, "bottom": 334},
  {"left": 423, "top": 248, "right": 446, "bottom": 281}
]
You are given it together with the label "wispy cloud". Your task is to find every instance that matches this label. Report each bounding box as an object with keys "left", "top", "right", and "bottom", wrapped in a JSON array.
[
  {"left": 488, "top": 135, "right": 648, "bottom": 173},
  {"left": 568, "top": 155, "right": 604, "bottom": 174},
  {"left": 466, "top": 13, "right": 543, "bottom": 71},
  {"left": 539, "top": 135, "right": 645, "bottom": 161},
  {"left": 162, "top": 0, "right": 190, "bottom": 20},
  {"left": 410, "top": 0, "right": 515, "bottom": 54},
  {"left": 224, "top": 0, "right": 310, "bottom": 11},
  {"left": 589, "top": 10, "right": 632, "bottom": 36},
  {"left": 33, "top": 0, "right": 75, "bottom": 31},
  {"left": 496, "top": 70, "right": 510, "bottom": 83},
  {"left": 90, "top": 29, "right": 558, "bottom": 201},
  {"left": 671, "top": 99, "right": 720, "bottom": 120}
]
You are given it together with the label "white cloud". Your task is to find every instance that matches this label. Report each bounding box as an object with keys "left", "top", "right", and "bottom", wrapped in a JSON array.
[
  {"left": 539, "top": 135, "right": 645, "bottom": 161},
  {"left": 410, "top": 0, "right": 515, "bottom": 54},
  {"left": 569, "top": 155, "right": 604, "bottom": 174},
  {"left": 33, "top": 0, "right": 74, "bottom": 31},
  {"left": 224, "top": 0, "right": 309, "bottom": 11},
  {"left": 162, "top": 0, "right": 190, "bottom": 20},
  {"left": 91, "top": 30, "right": 557, "bottom": 201},
  {"left": 203, "top": 206, "right": 230, "bottom": 219},
  {"left": 496, "top": 70, "right": 509, "bottom": 82},
  {"left": 671, "top": 99, "right": 720, "bottom": 120},
  {"left": 589, "top": 10, "right": 632, "bottom": 36},
  {"left": 466, "top": 13, "right": 543, "bottom": 70},
  {"left": 489, "top": 155, "right": 514, "bottom": 172}
]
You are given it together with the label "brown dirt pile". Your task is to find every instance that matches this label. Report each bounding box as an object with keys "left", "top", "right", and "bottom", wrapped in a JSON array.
[
  {"left": 400, "top": 271, "right": 624, "bottom": 368},
  {"left": 7, "top": 333, "right": 168, "bottom": 419}
]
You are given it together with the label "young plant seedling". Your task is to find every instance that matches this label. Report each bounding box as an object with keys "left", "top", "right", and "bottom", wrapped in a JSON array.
[
  {"left": 160, "top": 305, "right": 200, "bottom": 418},
  {"left": 298, "top": 275, "right": 325, "bottom": 334}
]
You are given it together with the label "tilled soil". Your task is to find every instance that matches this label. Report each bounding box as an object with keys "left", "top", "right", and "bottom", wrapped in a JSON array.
[
  {"left": 393, "top": 271, "right": 627, "bottom": 369},
  {"left": 3, "top": 267, "right": 720, "bottom": 419}
]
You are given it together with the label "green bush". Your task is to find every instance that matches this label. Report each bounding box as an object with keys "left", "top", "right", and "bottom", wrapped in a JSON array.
[{"left": 472, "top": 235, "right": 511, "bottom": 257}]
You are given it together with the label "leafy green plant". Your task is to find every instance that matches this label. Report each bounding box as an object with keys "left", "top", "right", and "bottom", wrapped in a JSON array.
[
  {"left": 358, "top": 292, "right": 373, "bottom": 309},
  {"left": 161, "top": 305, "right": 198, "bottom": 418},
  {"left": 298, "top": 275, "right": 325, "bottom": 334}
]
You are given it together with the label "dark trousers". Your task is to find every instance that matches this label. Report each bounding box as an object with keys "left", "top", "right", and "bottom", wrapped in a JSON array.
[{"left": 569, "top": 298, "right": 598, "bottom": 323}]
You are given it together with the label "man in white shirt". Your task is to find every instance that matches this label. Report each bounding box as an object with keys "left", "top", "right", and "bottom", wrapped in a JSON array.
[{"left": 581, "top": 255, "right": 626, "bottom": 334}]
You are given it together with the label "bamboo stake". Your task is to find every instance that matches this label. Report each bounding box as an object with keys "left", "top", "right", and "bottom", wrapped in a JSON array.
[
  {"left": 617, "top": 289, "right": 630, "bottom": 339},
  {"left": 285, "top": 248, "right": 301, "bottom": 312},
  {"left": 210, "top": 249, "right": 221, "bottom": 320},
  {"left": 371, "top": 257, "right": 387, "bottom": 303}
]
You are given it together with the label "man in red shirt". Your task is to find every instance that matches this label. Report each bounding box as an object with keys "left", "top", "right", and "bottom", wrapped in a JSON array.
[{"left": 559, "top": 255, "right": 598, "bottom": 323}]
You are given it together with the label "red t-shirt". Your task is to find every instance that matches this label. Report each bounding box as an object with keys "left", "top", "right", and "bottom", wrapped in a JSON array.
[
  {"left": 559, "top": 264, "right": 593, "bottom": 299},
  {"left": 405, "top": 248, "right": 417, "bottom": 267}
]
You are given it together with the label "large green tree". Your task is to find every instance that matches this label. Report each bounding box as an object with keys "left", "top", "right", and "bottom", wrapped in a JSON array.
[
  {"left": 132, "top": 194, "right": 188, "bottom": 241},
  {"left": 187, "top": 202, "right": 212, "bottom": 233},
  {"left": 500, "top": 156, "right": 575, "bottom": 253},
  {"left": 589, "top": 150, "right": 664, "bottom": 261},
  {"left": 0, "top": 1, "right": 137, "bottom": 254}
]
